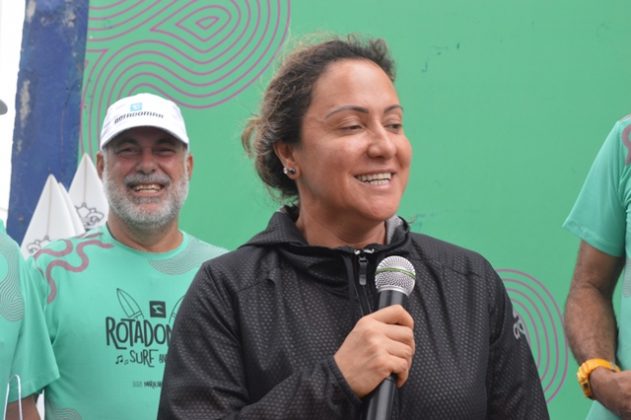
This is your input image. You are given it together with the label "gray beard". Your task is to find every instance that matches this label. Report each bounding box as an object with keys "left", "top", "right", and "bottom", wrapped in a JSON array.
[{"left": 102, "top": 167, "right": 189, "bottom": 231}]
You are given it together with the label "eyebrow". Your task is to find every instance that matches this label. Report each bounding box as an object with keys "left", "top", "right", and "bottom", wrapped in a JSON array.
[{"left": 324, "top": 104, "right": 404, "bottom": 119}]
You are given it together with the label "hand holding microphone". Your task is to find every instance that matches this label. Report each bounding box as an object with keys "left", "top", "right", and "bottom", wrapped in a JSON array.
[
  {"left": 364, "top": 256, "right": 416, "bottom": 420},
  {"left": 333, "top": 256, "right": 416, "bottom": 417}
]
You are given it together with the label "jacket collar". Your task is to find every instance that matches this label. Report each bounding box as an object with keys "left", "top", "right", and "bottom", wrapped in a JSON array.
[
  {"left": 242, "top": 205, "right": 412, "bottom": 298},
  {"left": 244, "top": 205, "right": 409, "bottom": 252}
]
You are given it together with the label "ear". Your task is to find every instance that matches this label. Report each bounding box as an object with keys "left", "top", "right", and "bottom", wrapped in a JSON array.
[
  {"left": 273, "top": 141, "right": 297, "bottom": 170},
  {"left": 186, "top": 153, "right": 194, "bottom": 180},
  {"left": 96, "top": 151, "right": 105, "bottom": 179}
]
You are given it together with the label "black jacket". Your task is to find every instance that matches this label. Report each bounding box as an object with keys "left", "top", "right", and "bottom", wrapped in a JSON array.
[{"left": 159, "top": 208, "right": 549, "bottom": 419}]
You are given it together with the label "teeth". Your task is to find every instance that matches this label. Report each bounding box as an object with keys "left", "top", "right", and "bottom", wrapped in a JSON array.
[
  {"left": 356, "top": 172, "right": 392, "bottom": 183},
  {"left": 133, "top": 184, "right": 161, "bottom": 192}
]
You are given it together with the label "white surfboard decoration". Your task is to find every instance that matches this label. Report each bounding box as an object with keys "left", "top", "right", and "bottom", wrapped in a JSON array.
[
  {"left": 68, "top": 154, "right": 108, "bottom": 230},
  {"left": 59, "top": 181, "right": 86, "bottom": 235},
  {"left": 20, "top": 175, "right": 85, "bottom": 257}
]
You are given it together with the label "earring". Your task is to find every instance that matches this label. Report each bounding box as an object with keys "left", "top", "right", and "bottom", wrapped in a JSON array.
[{"left": 283, "top": 167, "right": 297, "bottom": 176}]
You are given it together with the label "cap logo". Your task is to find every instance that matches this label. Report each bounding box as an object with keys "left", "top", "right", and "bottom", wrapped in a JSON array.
[
  {"left": 130, "top": 102, "right": 142, "bottom": 112},
  {"left": 113, "top": 110, "right": 164, "bottom": 125}
]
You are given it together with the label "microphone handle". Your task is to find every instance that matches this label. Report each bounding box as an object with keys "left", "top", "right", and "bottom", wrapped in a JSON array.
[
  {"left": 363, "top": 290, "right": 408, "bottom": 420},
  {"left": 363, "top": 375, "right": 396, "bottom": 420}
]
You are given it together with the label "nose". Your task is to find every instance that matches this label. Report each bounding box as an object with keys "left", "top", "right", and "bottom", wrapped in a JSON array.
[
  {"left": 367, "top": 124, "right": 397, "bottom": 159},
  {"left": 136, "top": 148, "right": 157, "bottom": 174}
]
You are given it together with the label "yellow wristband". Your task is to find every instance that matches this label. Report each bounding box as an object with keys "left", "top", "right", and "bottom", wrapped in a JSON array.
[{"left": 577, "top": 358, "right": 621, "bottom": 399}]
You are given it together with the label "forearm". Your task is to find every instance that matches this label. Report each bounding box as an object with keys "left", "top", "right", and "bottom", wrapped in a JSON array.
[
  {"left": 565, "top": 283, "right": 617, "bottom": 362},
  {"left": 6, "top": 395, "right": 40, "bottom": 420},
  {"left": 564, "top": 241, "right": 623, "bottom": 364},
  {"left": 562, "top": 242, "right": 631, "bottom": 416}
]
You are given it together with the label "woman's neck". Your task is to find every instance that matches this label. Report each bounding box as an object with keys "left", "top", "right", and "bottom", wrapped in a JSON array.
[{"left": 294, "top": 208, "right": 386, "bottom": 249}]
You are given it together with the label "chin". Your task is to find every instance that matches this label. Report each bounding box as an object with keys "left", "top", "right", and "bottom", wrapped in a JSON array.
[
  {"left": 356, "top": 211, "right": 395, "bottom": 226},
  {"left": 365, "top": 202, "right": 399, "bottom": 220}
]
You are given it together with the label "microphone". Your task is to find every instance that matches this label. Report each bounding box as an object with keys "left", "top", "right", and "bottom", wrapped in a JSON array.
[{"left": 363, "top": 256, "right": 416, "bottom": 420}]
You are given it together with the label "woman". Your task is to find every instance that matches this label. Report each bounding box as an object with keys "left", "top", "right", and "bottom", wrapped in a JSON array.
[{"left": 158, "top": 36, "right": 548, "bottom": 419}]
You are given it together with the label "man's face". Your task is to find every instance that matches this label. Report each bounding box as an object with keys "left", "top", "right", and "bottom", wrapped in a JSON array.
[{"left": 97, "top": 126, "right": 192, "bottom": 230}]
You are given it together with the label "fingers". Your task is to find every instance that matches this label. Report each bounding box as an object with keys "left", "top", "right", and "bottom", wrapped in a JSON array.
[
  {"left": 368, "top": 338, "right": 412, "bottom": 388},
  {"left": 369, "top": 304, "right": 414, "bottom": 329},
  {"left": 334, "top": 306, "right": 415, "bottom": 397},
  {"left": 376, "top": 333, "right": 414, "bottom": 388},
  {"left": 356, "top": 320, "right": 415, "bottom": 363},
  {"left": 361, "top": 305, "right": 415, "bottom": 355}
]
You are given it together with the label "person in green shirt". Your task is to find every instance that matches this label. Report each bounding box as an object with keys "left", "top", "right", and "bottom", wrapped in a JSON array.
[
  {"left": 564, "top": 115, "right": 631, "bottom": 419},
  {"left": 1, "top": 98, "right": 58, "bottom": 420},
  {"left": 30, "top": 93, "right": 225, "bottom": 419},
  {"left": 1, "top": 218, "right": 59, "bottom": 420}
]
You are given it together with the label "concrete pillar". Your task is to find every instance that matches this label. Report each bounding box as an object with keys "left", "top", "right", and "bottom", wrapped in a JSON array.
[{"left": 7, "top": 0, "right": 89, "bottom": 242}]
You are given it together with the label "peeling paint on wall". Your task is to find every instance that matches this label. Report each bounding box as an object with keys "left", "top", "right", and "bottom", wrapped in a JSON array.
[
  {"left": 25, "top": 0, "right": 35, "bottom": 22},
  {"left": 18, "top": 79, "right": 30, "bottom": 133}
]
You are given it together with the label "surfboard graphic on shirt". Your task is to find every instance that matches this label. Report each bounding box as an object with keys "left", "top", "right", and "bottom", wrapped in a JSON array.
[{"left": 116, "top": 288, "right": 144, "bottom": 321}]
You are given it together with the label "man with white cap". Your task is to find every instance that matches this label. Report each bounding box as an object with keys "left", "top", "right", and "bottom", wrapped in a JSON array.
[
  {"left": 29, "top": 93, "right": 225, "bottom": 419},
  {"left": 1, "top": 98, "right": 58, "bottom": 420}
]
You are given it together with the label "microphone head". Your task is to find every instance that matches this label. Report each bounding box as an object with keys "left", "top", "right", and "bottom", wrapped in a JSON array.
[{"left": 375, "top": 256, "right": 416, "bottom": 296}]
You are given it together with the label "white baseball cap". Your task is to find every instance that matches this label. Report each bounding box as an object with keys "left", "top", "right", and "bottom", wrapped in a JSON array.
[{"left": 99, "top": 93, "right": 189, "bottom": 149}]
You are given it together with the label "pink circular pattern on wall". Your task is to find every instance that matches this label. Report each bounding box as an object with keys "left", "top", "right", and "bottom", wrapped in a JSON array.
[
  {"left": 81, "top": 0, "right": 291, "bottom": 155},
  {"left": 497, "top": 268, "right": 569, "bottom": 403}
]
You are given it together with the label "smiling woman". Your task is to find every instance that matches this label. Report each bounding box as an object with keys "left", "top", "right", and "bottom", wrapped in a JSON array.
[
  {"left": 159, "top": 35, "right": 550, "bottom": 420},
  {"left": 274, "top": 59, "right": 412, "bottom": 248}
]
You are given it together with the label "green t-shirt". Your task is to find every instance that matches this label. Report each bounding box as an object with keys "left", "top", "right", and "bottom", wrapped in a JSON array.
[
  {"left": 1, "top": 220, "right": 58, "bottom": 415},
  {"left": 564, "top": 116, "right": 631, "bottom": 419},
  {"left": 32, "top": 225, "right": 225, "bottom": 419}
]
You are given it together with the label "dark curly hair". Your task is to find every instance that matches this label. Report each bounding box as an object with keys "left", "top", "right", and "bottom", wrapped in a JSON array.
[{"left": 241, "top": 35, "right": 396, "bottom": 201}]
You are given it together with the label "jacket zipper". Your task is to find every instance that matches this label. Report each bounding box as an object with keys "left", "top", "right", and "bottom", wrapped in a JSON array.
[{"left": 355, "top": 248, "right": 374, "bottom": 316}]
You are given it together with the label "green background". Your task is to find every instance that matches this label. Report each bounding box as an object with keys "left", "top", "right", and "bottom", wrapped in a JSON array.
[{"left": 80, "top": 1, "right": 631, "bottom": 418}]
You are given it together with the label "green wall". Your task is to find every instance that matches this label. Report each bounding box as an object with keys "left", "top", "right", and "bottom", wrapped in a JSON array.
[{"left": 81, "top": 1, "right": 631, "bottom": 418}]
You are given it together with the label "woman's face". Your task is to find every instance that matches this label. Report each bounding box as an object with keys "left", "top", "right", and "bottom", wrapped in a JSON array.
[{"left": 289, "top": 58, "right": 412, "bottom": 229}]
